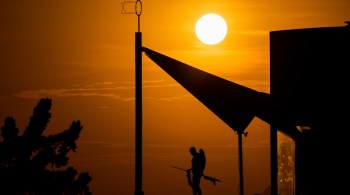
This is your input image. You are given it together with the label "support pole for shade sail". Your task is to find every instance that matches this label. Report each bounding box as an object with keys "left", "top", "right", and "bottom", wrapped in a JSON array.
[
  {"left": 134, "top": 1, "right": 143, "bottom": 194},
  {"left": 238, "top": 132, "right": 244, "bottom": 195},
  {"left": 121, "top": 1, "right": 143, "bottom": 193},
  {"left": 134, "top": 31, "right": 143, "bottom": 195}
]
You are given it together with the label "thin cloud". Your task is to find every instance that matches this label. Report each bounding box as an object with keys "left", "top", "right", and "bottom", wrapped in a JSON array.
[
  {"left": 14, "top": 81, "right": 188, "bottom": 101},
  {"left": 15, "top": 88, "right": 135, "bottom": 101},
  {"left": 14, "top": 78, "right": 268, "bottom": 102}
]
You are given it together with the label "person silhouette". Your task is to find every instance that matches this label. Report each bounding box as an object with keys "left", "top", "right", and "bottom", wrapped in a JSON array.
[{"left": 187, "top": 146, "right": 206, "bottom": 195}]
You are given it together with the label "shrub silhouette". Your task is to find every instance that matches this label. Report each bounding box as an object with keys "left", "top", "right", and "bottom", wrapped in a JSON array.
[{"left": 0, "top": 98, "right": 92, "bottom": 195}]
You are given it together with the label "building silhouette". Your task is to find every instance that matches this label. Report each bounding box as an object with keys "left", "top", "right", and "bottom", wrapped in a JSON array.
[{"left": 270, "top": 22, "right": 349, "bottom": 194}]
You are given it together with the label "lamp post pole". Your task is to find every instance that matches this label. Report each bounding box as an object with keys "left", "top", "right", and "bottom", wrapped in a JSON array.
[
  {"left": 135, "top": 33, "right": 143, "bottom": 195},
  {"left": 124, "top": 0, "right": 143, "bottom": 194},
  {"left": 135, "top": 2, "right": 143, "bottom": 195}
]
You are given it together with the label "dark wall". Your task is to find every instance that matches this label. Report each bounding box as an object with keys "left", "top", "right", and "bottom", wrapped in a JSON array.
[{"left": 270, "top": 24, "right": 349, "bottom": 194}]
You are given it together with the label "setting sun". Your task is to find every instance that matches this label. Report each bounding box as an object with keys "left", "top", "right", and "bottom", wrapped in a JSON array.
[{"left": 195, "top": 13, "right": 228, "bottom": 45}]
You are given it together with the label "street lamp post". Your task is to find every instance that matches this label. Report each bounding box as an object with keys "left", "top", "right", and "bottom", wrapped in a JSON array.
[
  {"left": 134, "top": 1, "right": 143, "bottom": 195},
  {"left": 122, "top": 1, "right": 143, "bottom": 194}
]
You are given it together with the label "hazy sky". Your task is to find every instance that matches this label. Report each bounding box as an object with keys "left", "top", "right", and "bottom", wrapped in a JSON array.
[{"left": 1, "top": 0, "right": 349, "bottom": 194}]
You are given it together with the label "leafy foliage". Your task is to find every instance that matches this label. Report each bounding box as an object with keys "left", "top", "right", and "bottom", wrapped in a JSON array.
[{"left": 0, "top": 98, "right": 92, "bottom": 195}]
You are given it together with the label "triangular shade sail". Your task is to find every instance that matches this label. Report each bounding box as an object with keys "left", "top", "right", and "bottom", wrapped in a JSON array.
[{"left": 142, "top": 47, "right": 301, "bottom": 138}]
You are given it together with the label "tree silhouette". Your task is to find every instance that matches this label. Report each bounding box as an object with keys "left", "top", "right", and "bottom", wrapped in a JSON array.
[{"left": 0, "top": 98, "right": 92, "bottom": 195}]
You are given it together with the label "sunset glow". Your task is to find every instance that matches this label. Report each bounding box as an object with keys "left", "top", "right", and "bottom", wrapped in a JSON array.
[{"left": 0, "top": 0, "right": 349, "bottom": 195}]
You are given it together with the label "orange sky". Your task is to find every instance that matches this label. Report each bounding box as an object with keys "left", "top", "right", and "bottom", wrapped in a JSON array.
[{"left": 1, "top": 0, "right": 349, "bottom": 194}]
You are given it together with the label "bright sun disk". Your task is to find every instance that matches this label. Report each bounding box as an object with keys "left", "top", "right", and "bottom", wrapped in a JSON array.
[{"left": 195, "top": 13, "right": 227, "bottom": 45}]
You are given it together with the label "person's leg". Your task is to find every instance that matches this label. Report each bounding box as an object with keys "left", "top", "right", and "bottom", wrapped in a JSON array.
[
  {"left": 191, "top": 178, "right": 197, "bottom": 195},
  {"left": 192, "top": 174, "right": 201, "bottom": 195},
  {"left": 197, "top": 176, "right": 202, "bottom": 195},
  {"left": 192, "top": 187, "right": 196, "bottom": 195}
]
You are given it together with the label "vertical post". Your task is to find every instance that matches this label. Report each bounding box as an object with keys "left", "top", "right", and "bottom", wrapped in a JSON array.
[
  {"left": 134, "top": 1, "right": 143, "bottom": 194},
  {"left": 238, "top": 132, "right": 244, "bottom": 195},
  {"left": 121, "top": 1, "right": 143, "bottom": 194},
  {"left": 135, "top": 0, "right": 143, "bottom": 191},
  {"left": 135, "top": 31, "right": 143, "bottom": 195}
]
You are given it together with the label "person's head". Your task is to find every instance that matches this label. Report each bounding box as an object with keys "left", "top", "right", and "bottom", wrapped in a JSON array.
[{"left": 189, "top": 146, "right": 196, "bottom": 156}]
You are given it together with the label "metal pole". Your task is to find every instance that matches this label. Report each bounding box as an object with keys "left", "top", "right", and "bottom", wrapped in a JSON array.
[
  {"left": 238, "top": 132, "right": 244, "bottom": 195},
  {"left": 135, "top": 2, "right": 143, "bottom": 191},
  {"left": 134, "top": 1, "right": 143, "bottom": 194},
  {"left": 121, "top": 1, "right": 143, "bottom": 194},
  {"left": 134, "top": 31, "right": 143, "bottom": 195}
]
